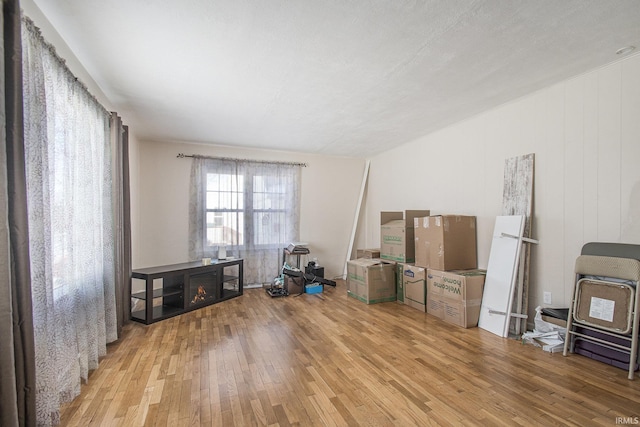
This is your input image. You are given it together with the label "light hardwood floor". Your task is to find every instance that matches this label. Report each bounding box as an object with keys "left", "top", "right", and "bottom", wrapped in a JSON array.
[{"left": 60, "top": 281, "right": 640, "bottom": 426}]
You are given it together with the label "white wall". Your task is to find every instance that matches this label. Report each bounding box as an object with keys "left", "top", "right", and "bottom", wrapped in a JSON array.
[
  {"left": 133, "top": 140, "right": 365, "bottom": 280},
  {"left": 360, "top": 53, "right": 640, "bottom": 322}
]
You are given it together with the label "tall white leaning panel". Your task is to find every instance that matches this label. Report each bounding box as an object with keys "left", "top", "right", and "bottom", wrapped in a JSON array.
[{"left": 478, "top": 215, "right": 526, "bottom": 337}]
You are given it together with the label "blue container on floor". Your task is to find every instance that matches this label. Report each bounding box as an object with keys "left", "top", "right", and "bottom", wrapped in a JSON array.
[{"left": 305, "top": 283, "right": 323, "bottom": 294}]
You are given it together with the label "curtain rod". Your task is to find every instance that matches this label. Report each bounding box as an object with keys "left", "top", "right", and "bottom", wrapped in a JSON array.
[{"left": 177, "top": 153, "right": 307, "bottom": 167}]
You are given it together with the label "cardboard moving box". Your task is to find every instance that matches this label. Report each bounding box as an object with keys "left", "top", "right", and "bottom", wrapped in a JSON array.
[
  {"left": 415, "top": 215, "right": 477, "bottom": 271},
  {"left": 347, "top": 258, "right": 396, "bottom": 304},
  {"left": 381, "top": 210, "right": 430, "bottom": 263},
  {"left": 356, "top": 248, "right": 381, "bottom": 259},
  {"left": 401, "top": 264, "right": 427, "bottom": 312},
  {"left": 427, "top": 269, "right": 486, "bottom": 328}
]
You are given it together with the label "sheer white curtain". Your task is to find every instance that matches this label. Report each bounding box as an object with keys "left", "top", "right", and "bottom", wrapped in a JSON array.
[
  {"left": 22, "top": 17, "right": 117, "bottom": 426},
  {"left": 189, "top": 157, "right": 301, "bottom": 286}
]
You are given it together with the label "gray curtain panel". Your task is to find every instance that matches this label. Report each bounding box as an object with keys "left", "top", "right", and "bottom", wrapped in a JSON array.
[
  {"left": 111, "top": 112, "right": 132, "bottom": 336},
  {"left": 1, "top": 0, "right": 37, "bottom": 426}
]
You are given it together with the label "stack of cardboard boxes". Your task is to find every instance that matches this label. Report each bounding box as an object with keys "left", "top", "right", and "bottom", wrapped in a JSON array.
[
  {"left": 347, "top": 211, "right": 486, "bottom": 329},
  {"left": 379, "top": 211, "right": 430, "bottom": 312},
  {"left": 415, "top": 214, "right": 485, "bottom": 328},
  {"left": 347, "top": 210, "right": 428, "bottom": 305}
]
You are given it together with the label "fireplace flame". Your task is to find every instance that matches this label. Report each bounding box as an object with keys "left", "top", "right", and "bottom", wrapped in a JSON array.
[{"left": 191, "top": 285, "right": 207, "bottom": 304}]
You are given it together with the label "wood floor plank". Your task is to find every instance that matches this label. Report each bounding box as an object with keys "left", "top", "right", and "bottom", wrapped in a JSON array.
[{"left": 58, "top": 281, "right": 640, "bottom": 426}]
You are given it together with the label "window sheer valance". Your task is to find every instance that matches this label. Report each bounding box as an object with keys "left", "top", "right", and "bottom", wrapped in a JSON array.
[{"left": 189, "top": 157, "right": 301, "bottom": 286}]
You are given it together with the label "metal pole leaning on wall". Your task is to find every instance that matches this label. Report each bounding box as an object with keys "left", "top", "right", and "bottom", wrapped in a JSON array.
[{"left": 343, "top": 160, "right": 370, "bottom": 279}]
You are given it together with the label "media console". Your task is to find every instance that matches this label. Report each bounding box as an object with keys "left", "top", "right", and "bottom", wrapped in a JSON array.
[{"left": 130, "top": 258, "right": 243, "bottom": 324}]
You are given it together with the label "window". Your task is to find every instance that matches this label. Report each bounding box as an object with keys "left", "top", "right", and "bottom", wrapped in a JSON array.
[
  {"left": 204, "top": 170, "right": 292, "bottom": 249},
  {"left": 189, "top": 157, "right": 301, "bottom": 285},
  {"left": 205, "top": 172, "right": 244, "bottom": 247},
  {"left": 252, "top": 174, "right": 289, "bottom": 246}
]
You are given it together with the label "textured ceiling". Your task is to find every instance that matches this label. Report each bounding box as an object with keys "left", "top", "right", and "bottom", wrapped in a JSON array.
[{"left": 31, "top": 0, "right": 640, "bottom": 157}]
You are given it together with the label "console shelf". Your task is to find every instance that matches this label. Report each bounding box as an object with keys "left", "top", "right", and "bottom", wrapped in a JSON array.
[{"left": 130, "top": 258, "right": 243, "bottom": 324}]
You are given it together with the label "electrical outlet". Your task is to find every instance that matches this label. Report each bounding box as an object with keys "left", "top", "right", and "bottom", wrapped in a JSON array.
[{"left": 543, "top": 291, "right": 552, "bottom": 305}]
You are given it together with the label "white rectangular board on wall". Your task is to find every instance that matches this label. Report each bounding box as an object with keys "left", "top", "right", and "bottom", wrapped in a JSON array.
[
  {"left": 502, "top": 153, "right": 534, "bottom": 336},
  {"left": 478, "top": 215, "right": 526, "bottom": 337}
]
